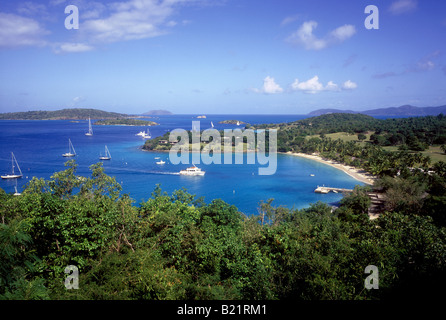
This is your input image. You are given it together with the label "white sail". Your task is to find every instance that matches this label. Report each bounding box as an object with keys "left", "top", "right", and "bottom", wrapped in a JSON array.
[
  {"left": 62, "top": 139, "right": 76, "bottom": 157},
  {"left": 1, "top": 152, "right": 23, "bottom": 179},
  {"left": 85, "top": 117, "right": 93, "bottom": 136},
  {"left": 211, "top": 121, "right": 214, "bottom": 128},
  {"left": 99, "top": 145, "right": 111, "bottom": 160}
]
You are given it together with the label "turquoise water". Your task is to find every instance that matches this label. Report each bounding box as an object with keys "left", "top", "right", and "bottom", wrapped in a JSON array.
[{"left": 0, "top": 115, "right": 364, "bottom": 215}]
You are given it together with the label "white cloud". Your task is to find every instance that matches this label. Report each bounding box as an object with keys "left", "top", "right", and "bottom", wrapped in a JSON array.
[
  {"left": 81, "top": 0, "right": 189, "bottom": 44},
  {"left": 291, "top": 76, "right": 356, "bottom": 93},
  {"left": 54, "top": 42, "right": 95, "bottom": 53},
  {"left": 325, "top": 81, "right": 339, "bottom": 91},
  {"left": 342, "top": 80, "right": 358, "bottom": 90},
  {"left": 262, "top": 76, "right": 284, "bottom": 94},
  {"left": 329, "top": 24, "right": 356, "bottom": 42},
  {"left": 291, "top": 76, "right": 324, "bottom": 93},
  {"left": 280, "top": 14, "right": 300, "bottom": 26},
  {"left": 286, "top": 20, "right": 356, "bottom": 50},
  {"left": 389, "top": 0, "right": 417, "bottom": 15},
  {"left": 253, "top": 76, "right": 283, "bottom": 94},
  {"left": 0, "top": 12, "right": 49, "bottom": 48}
]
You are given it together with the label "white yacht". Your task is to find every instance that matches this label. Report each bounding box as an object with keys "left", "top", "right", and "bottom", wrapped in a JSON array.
[
  {"left": 179, "top": 165, "right": 205, "bottom": 176},
  {"left": 99, "top": 145, "right": 111, "bottom": 160},
  {"left": 156, "top": 160, "right": 166, "bottom": 165},
  {"left": 137, "top": 129, "right": 151, "bottom": 138},
  {"left": 142, "top": 129, "right": 151, "bottom": 139},
  {"left": 85, "top": 117, "right": 93, "bottom": 136},
  {"left": 62, "top": 139, "right": 76, "bottom": 157},
  {"left": 1, "top": 152, "right": 23, "bottom": 179}
]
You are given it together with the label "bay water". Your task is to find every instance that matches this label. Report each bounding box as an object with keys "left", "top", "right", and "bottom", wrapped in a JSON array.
[{"left": 0, "top": 114, "right": 364, "bottom": 215}]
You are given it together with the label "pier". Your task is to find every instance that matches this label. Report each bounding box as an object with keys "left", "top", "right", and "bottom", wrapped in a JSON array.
[{"left": 314, "top": 186, "right": 354, "bottom": 194}]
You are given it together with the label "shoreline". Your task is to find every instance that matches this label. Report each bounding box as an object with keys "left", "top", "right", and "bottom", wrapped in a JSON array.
[{"left": 283, "top": 152, "right": 376, "bottom": 185}]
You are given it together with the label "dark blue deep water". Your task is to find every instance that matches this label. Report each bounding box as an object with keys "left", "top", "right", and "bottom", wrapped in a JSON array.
[{"left": 0, "top": 114, "right": 364, "bottom": 215}]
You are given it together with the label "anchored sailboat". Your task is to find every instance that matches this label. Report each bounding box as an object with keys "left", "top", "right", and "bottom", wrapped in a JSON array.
[
  {"left": 1, "top": 152, "right": 23, "bottom": 179},
  {"left": 85, "top": 117, "right": 93, "bottom": 136},
  {"left": 62, "top": 139, "right": 76, "bottom": 157},
  {"left": 99, "top": 145, "right": 111, "bottom": 160}
]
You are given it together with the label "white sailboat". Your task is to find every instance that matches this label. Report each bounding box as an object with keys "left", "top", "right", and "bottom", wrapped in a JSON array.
[
  {"left": 85, "top": 117, "right": 93, "bottom": 136},
  {"left": 211, "top": 121, "right": 214, "bottom": 128},
  {"left": 14, "top": 180, "right": 21, "bottom": 196},
  {"left": 156, "top": 159, "right": 165, "bottom": 165},
  {"left": 99, "top": 145, "right": 111, "bottom": 160},
  {"left": 1, "top": 152, "right": 23, "bottom": 179},
  {"left": 62, "top": 139, "right": 76, "bottom": 157},
  {"left": 142, "top": 129, "right": 151, "bottom": 139}
]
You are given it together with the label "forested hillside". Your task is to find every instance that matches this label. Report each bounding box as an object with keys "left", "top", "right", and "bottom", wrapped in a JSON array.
[
  {"left": 0, "top": 108, "right": 126, "bottom": 120},
  {"left": 1, "top": 160, "right": 445, "bottom": 300}
]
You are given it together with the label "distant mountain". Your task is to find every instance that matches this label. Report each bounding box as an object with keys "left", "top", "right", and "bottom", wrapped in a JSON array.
[
  {"left": 143, "top": 109, "right": 173, "bottom": 115},
  {"left": 308, "top": 105, "right": 446, "bottom": 117},
  {"left": 307, "top": 109, "right": 356, "bottom": 116},
  {"left": 0, "top": 108, "right": 127, "bottom": 120},
  {"left": 362, "top": 105, "right": 446, "bottom": 116}
]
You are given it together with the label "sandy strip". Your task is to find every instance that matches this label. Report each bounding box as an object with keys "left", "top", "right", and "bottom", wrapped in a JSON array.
[{"left": 283, "top": 152, "right": 376, "bottom": 185}]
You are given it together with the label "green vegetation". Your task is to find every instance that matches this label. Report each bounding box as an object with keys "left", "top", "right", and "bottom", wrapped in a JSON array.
[
  {"left": 143, "top": 130, "right": 259, "bottom": 152},
  {"left": 94, "top": 119, "right": 159, "bottom": 126},
  {"left": 219, "top": 120, "right": 247, "bottom": 125},
  {"left": 0, "top": 108, "right": 126, "bottom": 120},
  {"left": 1, "top": 159, "right": 445, "bottom": 300}
]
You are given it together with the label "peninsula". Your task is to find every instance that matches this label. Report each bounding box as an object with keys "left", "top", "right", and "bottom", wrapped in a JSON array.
[
  {"left": 0, "top": 108, "right": 127, "bottom": 120},
  {"left": 94, "top": 119, "right": 159, "bottom": 126}
]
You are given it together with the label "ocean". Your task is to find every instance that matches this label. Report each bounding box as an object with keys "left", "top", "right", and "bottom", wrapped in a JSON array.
[{"left": 0, "top": 114, "right": 364, "bottom": 215}]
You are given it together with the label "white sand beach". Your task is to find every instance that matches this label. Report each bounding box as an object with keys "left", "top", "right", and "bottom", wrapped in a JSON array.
[{"left": 284, "top": 152, "right": 376, "bottom": 185}]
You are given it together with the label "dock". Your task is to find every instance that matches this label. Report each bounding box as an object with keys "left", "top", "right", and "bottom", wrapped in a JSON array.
[{"left": 314, "top": 186, "right": 353, "bottom": 194}]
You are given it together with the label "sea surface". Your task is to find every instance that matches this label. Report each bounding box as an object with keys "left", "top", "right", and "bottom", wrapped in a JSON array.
[{"left": 0, "top": 114, "right": 365, "bottom": 215}]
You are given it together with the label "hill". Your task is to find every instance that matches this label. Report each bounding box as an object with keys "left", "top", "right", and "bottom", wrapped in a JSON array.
[
  {"left": 0, "top": 108, "right": 127, "bottom": 120},
  {"left": 308, "top": 105, "right": 446, "bottom": 117},
  {"left": 143, "top": 109, "right": 173, "bottom": 115},
  {"left": 363, "top": 105, "right": 446, "bottom": 116},
  {"left": 308, "top": 108, "right": 356, "bottom": 116}
]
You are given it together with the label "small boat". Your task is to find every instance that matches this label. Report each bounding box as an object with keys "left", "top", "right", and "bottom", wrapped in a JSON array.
[
  {"left": 310, "top": 174, "right": 315, "bottom": 177},
  {"left": 137, "top": 129, "right": 151, "bottom": 138},
  {"left": 142, "top": 129, "right": 151, "bottom": 139},
  {"left": 13, "top": 180, "right": 21, "bottom": 196},
  {"left": 156, "top": 160, "right": 165, "bottom": 165},
  {"left": 211, "top": 121, "right": 214, "bottom": 128},
  {"left": 85, "top": 117, "right": 93, "bottom": 136},
  {"left": 179, "top": 165, "right": 205, "bottom": 176},
  {"left": 99, "top": 145, "right": 111, "bottom": 160},
  {"left": 62, "top": 139, "right": 76, "bottom": 157},
  {"left": 236, "top": 121, "right": 240, "bottom": 126},
  {"left": 1, "top": 152, "right": 23, "bottom": 179}
]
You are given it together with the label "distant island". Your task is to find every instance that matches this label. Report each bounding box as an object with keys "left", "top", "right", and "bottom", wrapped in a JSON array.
[
  {"left": 143, "top": 109, "right": 173, "bottom": 116},
  {"left": 219, "top": 120, "right": 246, "bottom": 125},
  {"left": 0, "top": 108, "right": 127, "bottom": 120},
  {"left": 308, "top": 105, "right": 446, "bottom": 117},
  {"left": 95, "top": 119, "right": 158, "bottom": 126}
]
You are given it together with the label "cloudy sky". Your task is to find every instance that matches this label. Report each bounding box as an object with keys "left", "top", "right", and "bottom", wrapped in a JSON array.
[{"left": 0, "top": 0, "right": 445, "bottom": 114}]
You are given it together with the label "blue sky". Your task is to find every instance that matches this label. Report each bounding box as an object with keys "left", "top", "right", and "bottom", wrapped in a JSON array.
[{"left": 0, "top": 0, "right": 445, "bottom": 114}]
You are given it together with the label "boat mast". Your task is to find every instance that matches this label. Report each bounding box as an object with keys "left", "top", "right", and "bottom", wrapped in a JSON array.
[{"left": 11, "top": 152, "right": 22, "bottom": 176}]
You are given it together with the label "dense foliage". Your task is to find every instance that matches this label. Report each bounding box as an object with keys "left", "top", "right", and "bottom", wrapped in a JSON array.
[
  {"left": 1, "top": 159, "right": 445, "bottom": 300},
  {"left": 258, "top": 113, "right": 446, "bottom": 149},
  {"left": 0, "top": 108, "right": 126, "bottom": 120}
]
